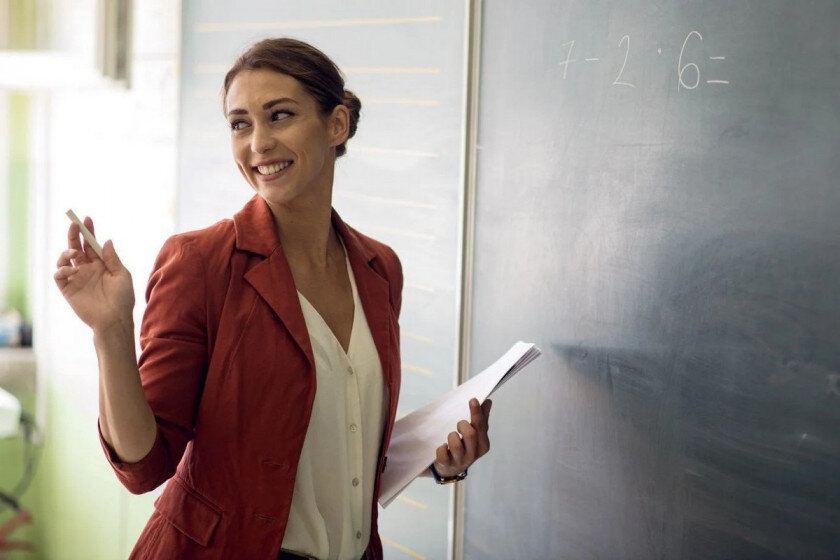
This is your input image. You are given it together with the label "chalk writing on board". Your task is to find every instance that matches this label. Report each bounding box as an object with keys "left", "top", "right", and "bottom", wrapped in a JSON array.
[
  {"left": 677, "top": 31, "right": 730, "bottom": 90},
  {"left": 559, "top": 30, "right": 729, "bottom": 91},
  {"left": 559, "top": 40, "right": 575, "bottom": 79},
  {"left": 612, "top": 35, "right": 635, "bottom": 88}
]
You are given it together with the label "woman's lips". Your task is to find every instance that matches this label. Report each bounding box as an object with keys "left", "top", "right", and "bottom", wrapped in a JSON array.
[{"left": 254, "top": 160, "right": 293, "bottom": 180}]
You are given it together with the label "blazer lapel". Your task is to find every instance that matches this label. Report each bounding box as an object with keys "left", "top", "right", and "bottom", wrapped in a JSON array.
[
  {"left": 333, "top": 211, "right": 393, "bottom": 388},
  {"left": 234, "top": 196, "right": 314, "bottom": 369},
  {"left": 231, "top": 196, "right": 392, "bottom": 378}
]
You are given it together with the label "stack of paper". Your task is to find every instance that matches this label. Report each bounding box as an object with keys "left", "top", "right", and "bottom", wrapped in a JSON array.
[{"left": 379, "top": 341, "right": 542, "bottom": 507}]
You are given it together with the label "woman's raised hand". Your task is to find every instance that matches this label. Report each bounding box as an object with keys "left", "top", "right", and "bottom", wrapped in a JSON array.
[{"left": 54, "top": 216, "right": 135, "bottom": 333}]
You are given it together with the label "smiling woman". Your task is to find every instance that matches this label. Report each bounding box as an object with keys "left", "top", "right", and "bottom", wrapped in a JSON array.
[
  {"left": 53, "top": 37, "right": 490, "bottom": 560},
  {"left": 225, "top": 70, "right": 350, "bottom": 213}
]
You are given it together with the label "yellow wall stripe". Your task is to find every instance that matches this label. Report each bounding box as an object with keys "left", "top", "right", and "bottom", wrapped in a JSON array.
[
  {"left": 381, "top": 536, "right": 426, "bottom": 560},
  {"left": 196, "top": 16, "right": 442, "bottom": 33}
]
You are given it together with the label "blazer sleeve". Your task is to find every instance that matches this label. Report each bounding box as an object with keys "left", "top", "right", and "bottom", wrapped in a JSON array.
[
  {"left": 98, "top": 235, "right": 209, "bottom": 494},
  {"left": 384, "top": 246, "right": 403, "bottom": 318}
]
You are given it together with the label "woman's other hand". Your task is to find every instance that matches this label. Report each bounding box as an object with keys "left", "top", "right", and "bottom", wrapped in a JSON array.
[
  {"left": 433, "top": 398, "right": 492, "bottom": 477},
  {"left": 54, "top": 216, "right": 134, "bottom": 333}
]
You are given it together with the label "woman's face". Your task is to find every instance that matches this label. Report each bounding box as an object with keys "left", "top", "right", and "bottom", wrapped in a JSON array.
[{"left": 225, "top": 69, "right": 348, "bottom": 208}]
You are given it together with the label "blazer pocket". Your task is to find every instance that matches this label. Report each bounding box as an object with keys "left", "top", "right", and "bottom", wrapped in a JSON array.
[{"left": 154, "top": 477, "right": 222, "bottom": 547}]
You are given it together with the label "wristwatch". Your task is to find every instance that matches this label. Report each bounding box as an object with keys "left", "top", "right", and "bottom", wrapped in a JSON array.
[{"left": 430, "top": 463, "right": 468, "bottom": 484}]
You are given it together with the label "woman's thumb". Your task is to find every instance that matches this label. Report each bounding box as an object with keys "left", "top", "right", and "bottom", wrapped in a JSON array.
[{"left": 102, "top": 240, "right": 122, "bottom": 271}]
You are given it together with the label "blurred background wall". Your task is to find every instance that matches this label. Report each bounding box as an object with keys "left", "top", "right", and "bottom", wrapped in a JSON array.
[{"left": 0, "top": 0, "right": 180, "bottom": 557}]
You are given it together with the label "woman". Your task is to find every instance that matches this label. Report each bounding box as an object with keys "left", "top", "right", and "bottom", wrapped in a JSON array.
[{"left": 54, "top": 38, "right": 491, "bottom": 560}]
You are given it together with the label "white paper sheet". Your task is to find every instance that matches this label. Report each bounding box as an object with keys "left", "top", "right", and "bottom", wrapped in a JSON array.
[{"left": 379, "top": 341, "right": 541, "bottom": 507}]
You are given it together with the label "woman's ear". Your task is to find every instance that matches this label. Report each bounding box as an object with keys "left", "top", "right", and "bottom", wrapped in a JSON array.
[{"left": 328, "top": 104, "right": 350, "bottom": 149}]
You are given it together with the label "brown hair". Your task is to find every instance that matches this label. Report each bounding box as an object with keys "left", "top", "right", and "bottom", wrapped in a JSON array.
[{"left": 222, "top": 38, "right": 361, "bottom": 157}]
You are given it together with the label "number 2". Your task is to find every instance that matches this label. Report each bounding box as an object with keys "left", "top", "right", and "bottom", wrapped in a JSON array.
[{"left": 612, "top": 35, "right": 635, "bottom": 88}]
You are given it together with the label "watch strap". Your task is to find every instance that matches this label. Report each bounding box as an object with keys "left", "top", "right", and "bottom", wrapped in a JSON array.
[{"left": 430, "top": 463, "right": 468, "bottom": 484}]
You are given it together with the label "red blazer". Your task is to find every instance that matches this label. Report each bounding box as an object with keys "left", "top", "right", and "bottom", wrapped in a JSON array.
[{"left": 99, "top": 195, "right": 403, "bottom": 559}]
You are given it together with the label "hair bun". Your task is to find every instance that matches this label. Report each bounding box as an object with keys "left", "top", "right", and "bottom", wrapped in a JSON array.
[{"left": 342, "top": 89, "right": 361, "bottom": 140}]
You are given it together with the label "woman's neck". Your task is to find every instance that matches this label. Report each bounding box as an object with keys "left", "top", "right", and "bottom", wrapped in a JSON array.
[{"left": 268, "top": 195, "right": 341, "bottom": 269}]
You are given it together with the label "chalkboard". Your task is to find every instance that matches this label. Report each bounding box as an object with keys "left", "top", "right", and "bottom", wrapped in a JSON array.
[{"left": 464, "top": 1, "right": 840, "bottom": 559}]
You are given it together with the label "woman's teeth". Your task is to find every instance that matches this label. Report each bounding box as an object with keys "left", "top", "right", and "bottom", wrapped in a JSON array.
[{"left": 257, "top": 161, "right": 291, "bottom": 175}]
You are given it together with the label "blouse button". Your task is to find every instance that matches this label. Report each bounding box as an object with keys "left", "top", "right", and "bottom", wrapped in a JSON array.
[
  {"left": 349, "top": 424, "right": 358, "bottom": 433},
  {"left": 352, "top": 477, "right": 360, "bottom": 487},
  {"left": 356, "top": 531, "right": 362, "bottom": 539}
]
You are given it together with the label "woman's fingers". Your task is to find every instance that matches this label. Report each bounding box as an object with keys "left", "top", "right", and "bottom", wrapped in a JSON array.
[
  {"left": 471, "top": 398, "right": 491, "bottom": 431},
  {"left": 101, "top": 240, "right": 124, "bottom": 273},
  {"left": 447, "top": 430, "right": 465, "bottom": 465},
  {"left": 56, "top": 249, "right": 81, "bottom": 268},
  {"left": 67, "top": 222, "right": 82, "bottom": 251},
  {"left": 82, "top": 216, "right": 101, "bottom": 261},
  {"left": 457, "top": 419, "right": 478, "bottom": 463},
  {"left": 435, "top": 443, "right": 451, "bottom": 467},
  {"left": 67, "top": 216, "right": 101, "bottom": 262},
  {"left": 433, "top": 399, "right": 494, "bottom": 477},
  {"left": 53, "top": 265, "right": 78, "bottom": 283},
  {"left": 471, "top": 398, "right": 492, "bottom": 456},
  {"left": 66, "top": 222, "right": 92, "bottom": 265}
]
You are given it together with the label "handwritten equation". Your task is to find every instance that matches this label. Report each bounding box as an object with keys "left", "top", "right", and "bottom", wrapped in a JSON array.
[{"left": 559, "top": 31, "right": 729, "bottom": 91}]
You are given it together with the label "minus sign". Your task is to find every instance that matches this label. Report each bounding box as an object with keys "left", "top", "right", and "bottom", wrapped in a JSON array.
[
  {"left": 584, "top": 58, "right": 600, "bottom": 61},
  {"left": 706, "top": 80, "right": 730, "bottom": 84},
  {"left": 709, "top": 56, "right": 726, "bottom": 60}
]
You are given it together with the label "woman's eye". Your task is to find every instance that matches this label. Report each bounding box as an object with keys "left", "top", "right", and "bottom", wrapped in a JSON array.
[
  {"left": 272, "top": 110, "right": 293, "bottom": 121},
  {"left": 230, "top": 120, "right": 248, "bottom": 131}
]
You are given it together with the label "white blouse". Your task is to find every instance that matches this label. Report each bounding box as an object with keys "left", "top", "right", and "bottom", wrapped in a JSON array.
[{"left": 280, "top": 247, "right": 387, "bottom": 560}]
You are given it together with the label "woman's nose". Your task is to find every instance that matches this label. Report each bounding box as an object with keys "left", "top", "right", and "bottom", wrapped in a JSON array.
[{"left": 250, "top": 124, "right": 277, "bottom": 154}]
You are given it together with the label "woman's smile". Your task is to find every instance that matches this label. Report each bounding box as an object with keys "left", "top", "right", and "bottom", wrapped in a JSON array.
[{"left": 253, "top": 159, "right": 294, "bottom": 180}]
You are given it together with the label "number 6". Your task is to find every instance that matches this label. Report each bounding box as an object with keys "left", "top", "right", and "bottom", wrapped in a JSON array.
[{"left": 678, "top": 31, "right": 703, "bottom": 91}]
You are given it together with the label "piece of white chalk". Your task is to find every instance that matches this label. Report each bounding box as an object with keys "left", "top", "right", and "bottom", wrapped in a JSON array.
[{"left": 65, "top": 209, "right": 104, "bottom": 259}]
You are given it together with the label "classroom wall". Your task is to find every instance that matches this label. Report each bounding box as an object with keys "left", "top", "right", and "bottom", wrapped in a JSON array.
[
  {"left": 1, "top": 0, "right": 181, "bottom": 558},
  {"left": 0, "top": 91, "right": 7, "bottom": 308},
  {"left": 1, "top": 4, "right": 39, "bottom": 556},
  {"left": 6, "top": 92, "right": 30, "bottom": 321}
]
